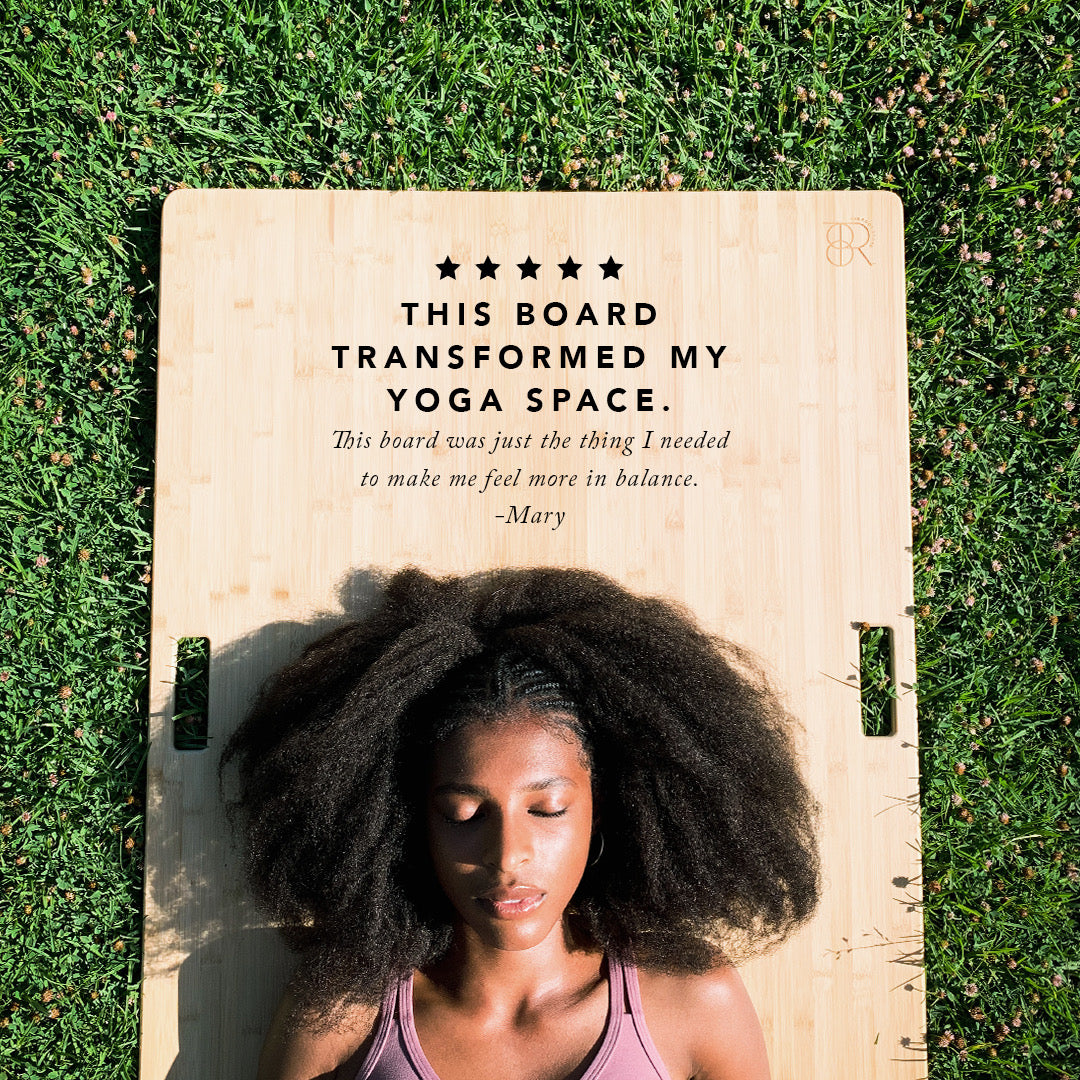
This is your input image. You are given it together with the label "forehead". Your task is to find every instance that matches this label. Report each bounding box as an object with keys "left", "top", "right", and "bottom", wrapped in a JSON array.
[{"left": 430, "top": 707, "right": 592, "bottom": 784}]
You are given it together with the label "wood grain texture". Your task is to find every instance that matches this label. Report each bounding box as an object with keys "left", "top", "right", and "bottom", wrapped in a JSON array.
[{"left": 144, "top": 190, "right": 922, "bottom": 1079}]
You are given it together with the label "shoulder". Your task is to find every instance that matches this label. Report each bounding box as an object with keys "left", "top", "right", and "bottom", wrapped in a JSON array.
[
  {"left": 635, "top": 964, "right": 771, "bottom": 1080},
  {"left": 255, "top": 983, "right": 383, "bottom": 1080}
]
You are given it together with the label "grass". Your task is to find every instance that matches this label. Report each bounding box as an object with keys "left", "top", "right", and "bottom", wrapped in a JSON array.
[{"left": 0, "top": 1, "right": 1077, "bottom": 1077}]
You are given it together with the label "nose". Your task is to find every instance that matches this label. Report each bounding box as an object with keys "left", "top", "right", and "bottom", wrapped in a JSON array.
[{"left": 481, "top": 809, "right": 531, "bottom": 872}]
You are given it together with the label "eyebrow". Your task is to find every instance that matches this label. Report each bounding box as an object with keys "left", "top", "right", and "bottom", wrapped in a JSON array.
[{"left": 432, "top": 776, "right": 577, "bottom": 797}]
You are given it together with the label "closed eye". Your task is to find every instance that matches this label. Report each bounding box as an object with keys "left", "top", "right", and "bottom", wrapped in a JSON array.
[{"left": 531, "top": 808, "right": 568, "bottom": 817}]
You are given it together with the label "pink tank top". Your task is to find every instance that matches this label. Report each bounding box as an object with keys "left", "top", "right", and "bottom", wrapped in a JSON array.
[{"left": 352, "top": 954, "right": 672, "bottom": 1080}]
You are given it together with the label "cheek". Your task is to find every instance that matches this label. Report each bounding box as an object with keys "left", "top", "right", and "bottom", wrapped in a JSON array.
[
  {"left": 541, "top": 816, "right": 594, "bottom": 890},
  {"left": 426, "top": 817, "right": 493, "bottom": 897},
  {"left": 427, "top": 816, "right": 467, "bottom": 881}
]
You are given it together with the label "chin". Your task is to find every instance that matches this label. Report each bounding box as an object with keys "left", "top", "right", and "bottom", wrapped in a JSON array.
[{"left": 463, "top": 906, "right": 567, "bottom": 952}]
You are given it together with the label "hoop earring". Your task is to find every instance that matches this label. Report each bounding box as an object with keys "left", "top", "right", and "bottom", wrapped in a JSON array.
[{"left": 587, "top": 830, "right": 605, "bottom": 867}]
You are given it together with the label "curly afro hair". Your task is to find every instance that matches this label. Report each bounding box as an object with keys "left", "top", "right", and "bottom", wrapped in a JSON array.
[{"left": 218, "top": 566, "right": 820, "bottom": 1032}]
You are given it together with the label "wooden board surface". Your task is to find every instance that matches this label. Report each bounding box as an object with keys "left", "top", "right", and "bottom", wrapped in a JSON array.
[{"left": 143, "top": 190, "right": 923, "bottom": 1079}]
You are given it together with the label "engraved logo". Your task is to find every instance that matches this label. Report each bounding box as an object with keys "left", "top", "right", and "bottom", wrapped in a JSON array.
[{"left": 824, "top": 220, "right": 873, "bottom": 267}]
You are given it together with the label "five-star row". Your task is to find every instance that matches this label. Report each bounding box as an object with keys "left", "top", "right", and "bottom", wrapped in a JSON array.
[{"left": 437, "top": 255, "right": 623, "bottom": 280}]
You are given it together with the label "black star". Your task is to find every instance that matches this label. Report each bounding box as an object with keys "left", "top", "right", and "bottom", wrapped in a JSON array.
[
  {"left": 436, "top": 256, "right": 460, "bottom": 279},
  {"left": 517, "top": 255, "right": 541, "bottom": 279},
  {"left": 476, "top": 255, "right": 499, "bottom": 279},
  {"left": 599, "top": 256, "right": 623, "bottom": 280},
  {"left": 558, "top": 255, "right": 582, "bottom": 279}
]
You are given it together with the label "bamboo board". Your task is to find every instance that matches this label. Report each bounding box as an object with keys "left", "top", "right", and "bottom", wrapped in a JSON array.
[{"left": 144, "top": 190, "right": 923, "bottom": 1079}]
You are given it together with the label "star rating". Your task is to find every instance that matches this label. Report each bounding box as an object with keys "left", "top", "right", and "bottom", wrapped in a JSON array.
[
  {"left": 476, "top": 255, "right": 500, "bottom": 279},
  {"left": 599, "top": 255, "right": 622, "bottom": 280},
  {"left": 517, "top": 255, "right": 541, "bottom": 279},
  {"left": 557, "top": 255, "right": 582, "bottom": 279},
  {"left": 434, "top": 255, "right": 624, "bottom": 281}
]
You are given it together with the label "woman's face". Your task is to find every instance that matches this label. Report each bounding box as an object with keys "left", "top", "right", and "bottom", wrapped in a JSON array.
[{"left": 426, "top": 703, "right": 594, "bottom": 952}]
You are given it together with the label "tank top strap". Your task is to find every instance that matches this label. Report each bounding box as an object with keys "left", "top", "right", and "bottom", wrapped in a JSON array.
[
  {"left": 619, "top": 958, "right": 674, "bottom": 1080},
  {"left": 397, "top": 971, "right": 442, "bottom": 1080},
  {"left": 573, "top": 953, "right": 623, "bottom": 1080},
  {"left": 353, "top": 971, "right": 408, "bottom": 1080},
  {"left": 605, "top": 952, "right": 630, "bottom": 1014}
]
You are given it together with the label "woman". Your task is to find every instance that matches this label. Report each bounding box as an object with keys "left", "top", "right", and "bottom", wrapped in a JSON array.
[{"left": 218, "top": 567, "right": 821, "bottom": 1080}]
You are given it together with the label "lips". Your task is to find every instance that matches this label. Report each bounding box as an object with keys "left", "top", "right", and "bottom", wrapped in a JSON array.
[{"left": 473, "top": 886, "right": 546, "bottom": 919}]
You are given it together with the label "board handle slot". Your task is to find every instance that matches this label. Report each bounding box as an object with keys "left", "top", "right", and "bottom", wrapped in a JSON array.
[
  {"left": 172, "top": 636, "right": 210, "bottom": 752},
  {"left": 858, "top": 624, "right": 896, "bottom": 737}
]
